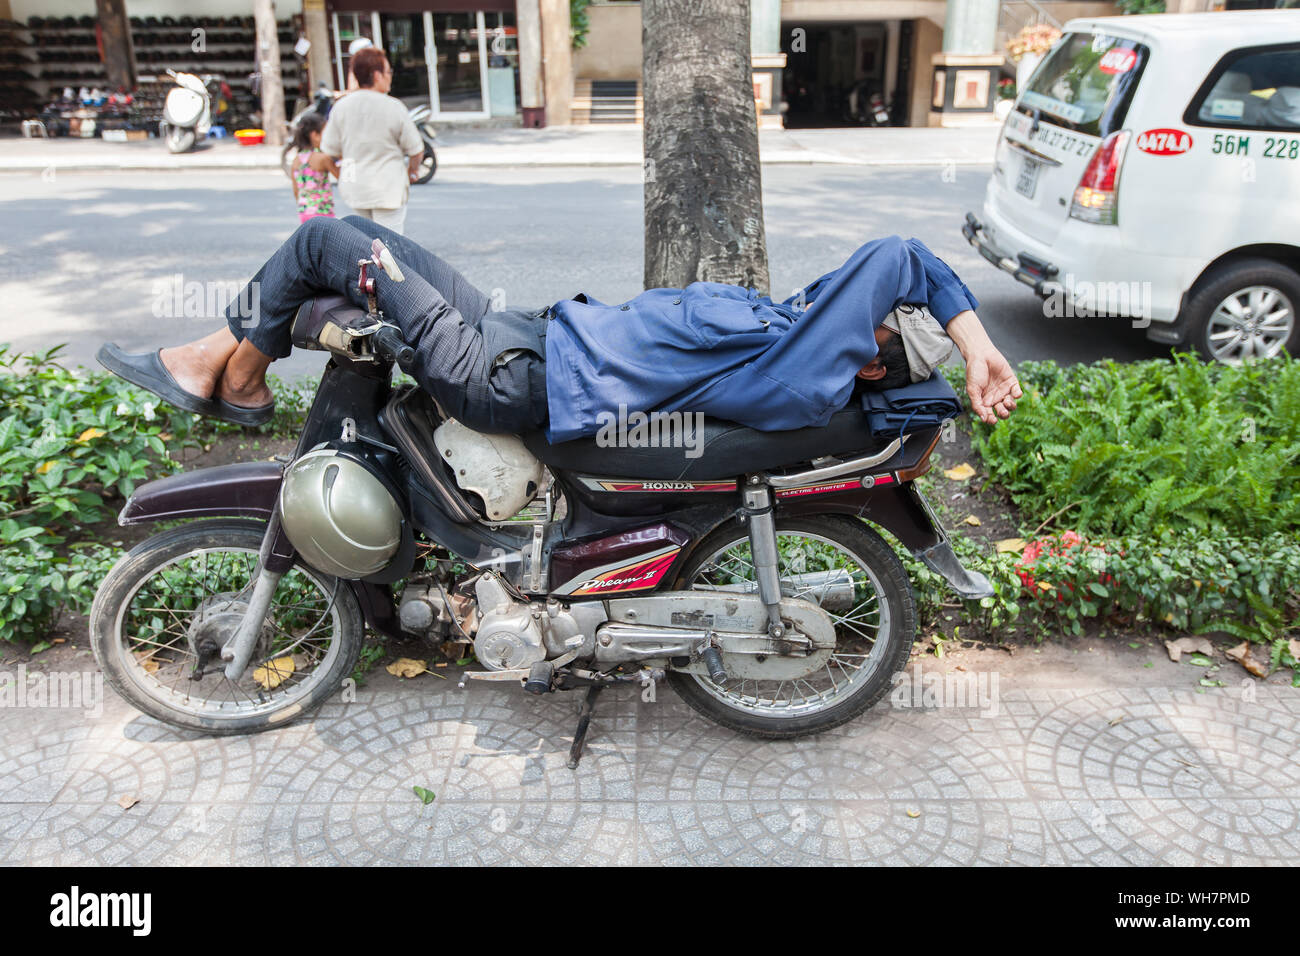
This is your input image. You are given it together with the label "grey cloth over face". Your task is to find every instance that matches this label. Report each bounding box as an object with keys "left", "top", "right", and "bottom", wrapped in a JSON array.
[{"left": 880, "top": 303, "right": 954, "bottom": 383}]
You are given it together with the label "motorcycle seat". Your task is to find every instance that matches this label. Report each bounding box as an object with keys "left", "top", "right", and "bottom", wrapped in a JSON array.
[{"left": 520, "top": 407, "right": 912, "bottom": 481}]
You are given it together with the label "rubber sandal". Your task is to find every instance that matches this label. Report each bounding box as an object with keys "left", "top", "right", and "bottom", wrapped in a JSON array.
[
  {"left": 214, "top": 398, "right": 275, "bottom": 427},
  {"left": 96, "top": 344, "right": 219, "bottom": 418}
]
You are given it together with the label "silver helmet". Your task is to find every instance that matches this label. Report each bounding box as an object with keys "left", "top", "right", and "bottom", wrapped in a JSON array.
[{"left": 278, "top": 448, "right": 403, "bottom": 579}]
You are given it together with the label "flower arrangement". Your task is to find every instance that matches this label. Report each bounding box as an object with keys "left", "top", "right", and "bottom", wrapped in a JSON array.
[{"left": 1006, "top": 24, "right": 1061, "bottom": 62}]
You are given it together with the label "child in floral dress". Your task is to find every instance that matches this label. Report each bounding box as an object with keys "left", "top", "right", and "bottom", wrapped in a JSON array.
[{"left": 291, "top": 113, "right": 336, "bottom": 223}]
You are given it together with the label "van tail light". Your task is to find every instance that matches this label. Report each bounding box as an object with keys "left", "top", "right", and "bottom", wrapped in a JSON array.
[{"left": 1070, "top": 130, "right": 1130, "bottom": 225}]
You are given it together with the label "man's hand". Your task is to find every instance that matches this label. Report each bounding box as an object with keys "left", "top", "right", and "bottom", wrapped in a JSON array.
[
  {"left": 963, "top": 346, "right": 1021, "bottom": 424},
  {"left": 944, "top": 310, "right": 1022, "bottom": 425}
]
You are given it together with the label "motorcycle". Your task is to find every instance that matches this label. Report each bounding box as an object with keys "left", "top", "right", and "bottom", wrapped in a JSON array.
[
  {"left": 89, "top": 242, "right": 991, "bottom": 758},
  {"left": 845, "top": 80, "right": 891, "bottom": 127},
  {"left": 159, "top": 70, "right": 231, "bottom": 153},
  {"left": 281, "top": 84, "right": 438, "bottom": 185}
]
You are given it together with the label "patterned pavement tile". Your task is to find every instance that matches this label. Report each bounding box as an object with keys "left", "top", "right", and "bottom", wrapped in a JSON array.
[{"left": 1, "top": 679, "right": 1296, "bottom": 865}]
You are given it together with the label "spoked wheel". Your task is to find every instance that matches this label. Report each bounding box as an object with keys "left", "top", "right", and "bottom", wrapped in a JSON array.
[
  {"left": 667, "top": 514, "right": 916, "bottom": 738},
  {"left": 90, "top": 520, "right": 362, "bottom": 735}
]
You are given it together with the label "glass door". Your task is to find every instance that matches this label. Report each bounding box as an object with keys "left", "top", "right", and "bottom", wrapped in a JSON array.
[
  {"left": 378, "top": 13, "right": 432, "bottom": 109},
  {"left": 331, "top": 11, "right": 381, "bottom": 90},
  {"left": 429, "top": 11, "right": 490, "bottom": 118}
]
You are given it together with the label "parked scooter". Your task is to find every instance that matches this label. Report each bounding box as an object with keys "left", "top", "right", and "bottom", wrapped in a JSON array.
[
  {"left": 281, "top": 84, "right": 438, "bottom": 184},
  {"left": 845, "top": 79, "right": 891, "bottom": 127},
  {"left": 90, "top": 241, "right": 990, "bottom": 757},
  {"left": 159, "top": 70, "right": 231, "bottom": 153}
]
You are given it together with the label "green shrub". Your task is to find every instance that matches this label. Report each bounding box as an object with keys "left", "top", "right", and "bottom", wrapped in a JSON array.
[
  {"left": 0, "top": 345, "right": 314, "bottom": 643},
  {"left": 969, "top": 354, "right": 1300, "bottom": 537}
]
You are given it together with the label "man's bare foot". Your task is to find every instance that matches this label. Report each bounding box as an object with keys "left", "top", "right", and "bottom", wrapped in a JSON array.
[
  {"left": 215, "top": 373, "right": 273, "bottom": 410},
  {"left": 158, "top": 330, "right": 238, "bottom": 399},
  {"left": 217, "top": 339, "right": 275, "bottom": 409}
]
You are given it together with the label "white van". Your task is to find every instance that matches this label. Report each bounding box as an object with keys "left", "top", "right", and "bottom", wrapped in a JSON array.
[{"left": 964, "top": 11, "right": 1300, "bottom": 361}]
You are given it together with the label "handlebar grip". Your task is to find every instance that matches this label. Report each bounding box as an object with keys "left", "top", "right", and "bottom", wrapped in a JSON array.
[{"left": 373, "top": 325, "right": 414, "bottom": 369}]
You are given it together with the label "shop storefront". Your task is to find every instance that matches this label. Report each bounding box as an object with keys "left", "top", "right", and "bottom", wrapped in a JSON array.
[{"left": 326, "top": 1, "right": 519, "bottom": 120}]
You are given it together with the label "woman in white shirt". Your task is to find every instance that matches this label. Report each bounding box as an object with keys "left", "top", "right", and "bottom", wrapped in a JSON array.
[{"left": 321, "top": 47, "right": 424, "bottom": 235}]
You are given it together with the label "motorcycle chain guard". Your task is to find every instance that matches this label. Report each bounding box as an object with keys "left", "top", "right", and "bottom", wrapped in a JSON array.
[{"left": 601, "top": 592, "right": 838, "bottom": 681}]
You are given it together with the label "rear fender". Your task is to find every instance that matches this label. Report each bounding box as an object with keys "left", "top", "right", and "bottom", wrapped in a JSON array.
[{"left": 780, "top": 482, "right": 994, "bottom": 600}]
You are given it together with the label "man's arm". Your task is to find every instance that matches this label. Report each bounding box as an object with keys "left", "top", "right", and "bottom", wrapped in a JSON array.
[
  {"left": 399, "top": 112, "right": 424, "bottom": 183},
  {"left": 946, "top": 310, "right": 1022, "bottom": 424}
]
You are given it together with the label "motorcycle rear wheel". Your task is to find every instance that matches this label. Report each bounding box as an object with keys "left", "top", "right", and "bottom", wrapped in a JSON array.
[
  {"left": 667, "top": 514, "right": 915, "bottom": 738},
  {"left": 414, "top": 143, "right": 437, "bottom": 185},
  {"left": 90, "top": 520, "right": 363, "bottom": 735}
]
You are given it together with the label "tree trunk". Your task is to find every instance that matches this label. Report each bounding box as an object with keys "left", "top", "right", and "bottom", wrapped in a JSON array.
[
  {"left": 253, "top": 0, "right": 286, "bottom": 147},
  {"left": 642, "top": 0, "right": 769, "bottom": 292},
  {"left": 95, "top": 0, "right": 136, "bottom": 90}
]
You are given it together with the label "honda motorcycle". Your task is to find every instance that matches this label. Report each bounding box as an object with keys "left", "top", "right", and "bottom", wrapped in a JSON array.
[{"left": 90, "top": 242, "right": 990, "bottom": 759}]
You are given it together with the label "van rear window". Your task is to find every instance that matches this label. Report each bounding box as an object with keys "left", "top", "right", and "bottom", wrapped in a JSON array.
[{"left": 1018, "top": 32, "right": 1148, "bottom": 138}]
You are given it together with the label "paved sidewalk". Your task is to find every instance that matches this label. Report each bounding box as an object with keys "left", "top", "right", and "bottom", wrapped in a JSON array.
[
  {"left": 0, "top": 125, "right": 1000, "bottom": 173},
  {"left": 2, "top": 652, "right": 1295, "bottom": 865}
]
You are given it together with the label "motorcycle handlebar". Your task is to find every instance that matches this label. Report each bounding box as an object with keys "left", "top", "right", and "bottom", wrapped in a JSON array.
[{"left": 373, "top": 325, "right": 415, "bottom": 370}]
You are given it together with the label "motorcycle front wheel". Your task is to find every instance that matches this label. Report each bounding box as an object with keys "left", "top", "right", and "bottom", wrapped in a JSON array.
[
  {"left": 668, "top": 514, "right": 916, "bottom": 738},
  {"left": 165, "top": 123, "right": 196, "bottom": 154},
  {"left": 90, "top": 520, "right": 363, "bottom": 735}
]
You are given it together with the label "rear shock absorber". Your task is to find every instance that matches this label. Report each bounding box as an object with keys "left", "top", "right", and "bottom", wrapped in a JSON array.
[{"left": 741, "top": 479, "right": 785, "bottom": 640}]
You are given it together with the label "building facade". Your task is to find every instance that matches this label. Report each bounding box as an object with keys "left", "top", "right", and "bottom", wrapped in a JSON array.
[{"left": 7, "top": 0, "right": 1161, "bottom": 130}]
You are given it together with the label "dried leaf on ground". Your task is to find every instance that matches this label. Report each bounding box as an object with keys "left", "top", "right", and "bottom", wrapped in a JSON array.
[
  {"left": 943, "top": 462, "right": 976, "bottom": 482},
  {"left": 387, "top": 658, "right": 430, "bottom": 679},
  {"left": 1225, "top": 641, "right": 1269, "bottom": 678},
  {"left": 117, "top": 795, "right": 139, "bottom": 811},
  {"left": 1164, "top": 636, "right": 1214, "bottom": 663},
  {"left": 962, "top": 515, "right": 981, "bottom": 526},
  {"left": 253, "top": 655, "right": 295, "bottom": 689},
  {"left": 994, "top": 537, "right": 1027, "bottom": 554}
]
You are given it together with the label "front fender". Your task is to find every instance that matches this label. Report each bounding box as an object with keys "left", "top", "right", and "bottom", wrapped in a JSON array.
[{"left": 118, "top": 460, "right": 283, "bottom": 526}]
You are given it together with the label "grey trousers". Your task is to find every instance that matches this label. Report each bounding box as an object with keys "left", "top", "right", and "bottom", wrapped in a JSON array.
[{"left": 224, "top": 215, "right": 548, "bottom": 434}]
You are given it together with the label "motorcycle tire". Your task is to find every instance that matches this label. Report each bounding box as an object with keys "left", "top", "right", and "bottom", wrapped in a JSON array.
[
  {"left": 414, "top": 143, "right": 437, "bottom": 185},
  {"left": 165, "top": 123, "right": 196, "bottom": 154},
  {"left": 666, "top": 514, "right": 916, "bottom": 739},
  {"left": 90, "top": 520, "right": 363, "bottom": 736}
]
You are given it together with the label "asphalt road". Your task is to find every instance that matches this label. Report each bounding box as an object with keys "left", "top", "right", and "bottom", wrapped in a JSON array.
[{"left": 0, "top": 165, "right": 1163, "bottom": 382}]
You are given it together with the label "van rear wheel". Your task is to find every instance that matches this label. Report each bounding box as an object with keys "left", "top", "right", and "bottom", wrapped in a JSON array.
[{"left": 1185, "top": 258, "right": 1300, "bottom": 363}]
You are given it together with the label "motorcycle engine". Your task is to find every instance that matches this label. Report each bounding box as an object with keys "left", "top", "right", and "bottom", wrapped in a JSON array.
[{"left": 472, "top": 574, "right": 545, "bottom": 670}]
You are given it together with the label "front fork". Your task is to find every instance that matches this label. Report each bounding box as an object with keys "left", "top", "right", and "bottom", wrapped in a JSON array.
[{"left": 221, "top": 508, "right": 295, "bottom": 679}]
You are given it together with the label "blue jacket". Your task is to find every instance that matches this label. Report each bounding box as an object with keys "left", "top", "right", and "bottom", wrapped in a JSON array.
[{"left": 543, "top": 236, "right": 978, "bottom": 442}]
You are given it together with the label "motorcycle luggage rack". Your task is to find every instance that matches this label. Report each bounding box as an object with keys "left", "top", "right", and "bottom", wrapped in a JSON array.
[{"left": 762, "top": 436, "right": 903, "bottom": 488}]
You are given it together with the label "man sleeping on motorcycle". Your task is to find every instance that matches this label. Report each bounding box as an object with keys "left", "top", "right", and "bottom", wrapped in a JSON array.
[{"left": 98, "top": 216, "right": 1021, "bottom": 439}]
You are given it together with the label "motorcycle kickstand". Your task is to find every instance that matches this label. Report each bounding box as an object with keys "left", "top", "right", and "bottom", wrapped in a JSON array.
[{"left": 567, "top": 684, "right": 604, "bottom": 770}]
